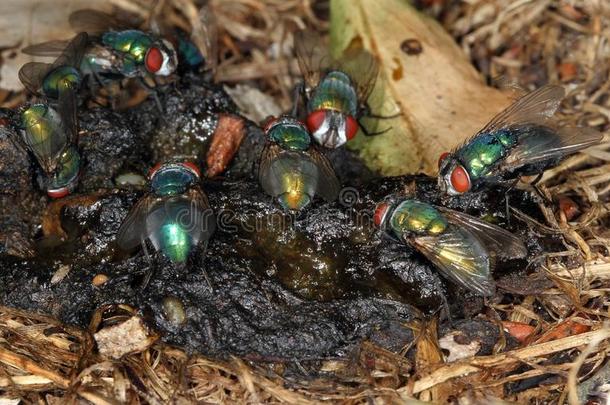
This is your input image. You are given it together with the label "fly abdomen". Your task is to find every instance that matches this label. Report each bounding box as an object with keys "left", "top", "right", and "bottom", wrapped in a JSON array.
[{"left": 388, "top": 200, "right": 448, "bottom": 237}]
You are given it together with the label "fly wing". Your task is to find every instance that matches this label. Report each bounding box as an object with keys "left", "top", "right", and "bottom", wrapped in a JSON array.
[
  {"left": 307, "top": 147, "right": 340, "bottom": 202},
  {"left": 51, "top": 32, "right": 89, "bottom": 70},
  {"left": 500, "top": 125, "right": 603, "bottom": 171},
  {"left": 69, "top": 9, "right": 131, "bottom": 34},
  {"left": 258, "top": 143, "right": 318, "bottom": 200},
  {"left": 197, "top": 4, "right": 218, "bottom": 74},
  {"left": 22, "top": 40, "right": 70, "bottom": 57},
  {"left": 57, "top": 87, "right": 79, "bottom": 145},
  {"left": 184, "top": 187, "right": 216, "bottom": 245},
  {"left": 294, "top": 30, "right": 329, "bottom": 89},
  {"left": 0, "top": 121, "right": 26, "bottom": 155},
  {"left": 437, "top": 207, "right": 527, "bottom": 259},
  {"left": 472, "top": 85, "right": 565, "bottom": 139},
  {"left": 22, "top": 106, "right": 69, "bottom": 173},
  {"left": 335, "top": 47, "right": 379, "bottom": 102},
  {"left": 258, "top": 142, "right": 283, "bottom": 196},
  {"left": 18, "top": 62, "right": 50, "bottom": 94},
  {"left": 116, "top": 195, "right": 153, "bottom": 250},
  {"left": 411, "top": 226, "right": 496, "bottom": 297}
]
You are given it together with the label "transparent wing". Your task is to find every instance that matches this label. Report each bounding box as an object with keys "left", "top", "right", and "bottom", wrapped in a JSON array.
[
  {"left": 437, "top": 207, "right": 527, "bottom": 259},
  {"left": 0, "top": 121, "right": 27, "bottom": 155},
  {"left": 22, "top": 106, "right": 69, "bottom": 173},
  {"left": 197, "top": 4, "right": 218, "bottom": 73},
  {"left": 411, "top": 226, "right": 496, "bottom": 297},
  {"left": 22, "top": 40, "right": 70, "bottom": 57},
  {"left": 18, "top": 62, "right": 50, "bottom": 94},
  {"left": 185, "top": 187, "right": 216, "bottom": 244},
  {"left": 51, "top": 32, "right": 89, "bottom": 70},
  {"left": 57, "top": 88, "right": 79, "bottom": 145},
  {"left": 258, "top": 143, "right": 282, "bottom": 195},
  {"left": 294, "top": 30, "right": 329, "bottom": 89},
  {"left": 145, "top": 191, "right": 215, "bottom": 251},
  {"left": 69, "top": 9, "right": 130, "bottom": 34},
  {"left": 307, "top": 147, "right": 340, "bottom": 202},
  {"left": 473, "top": 85, "right": 565, "bottom": 139},
  {"left": 116, "top": 195, "right": 153, "bottom": 250},
  {"left": 258, "top": 144, "right": 319, "bottom": 199},
  {"left": 335, "top": 46, "right": 379, "bottom": 102},
  {"left": 501, "top": 125, "right": 603, "bottom": 171}
]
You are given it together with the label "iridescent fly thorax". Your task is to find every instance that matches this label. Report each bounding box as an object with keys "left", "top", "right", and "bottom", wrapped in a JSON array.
[
  {"left": 457, "top": 129, "right": 517, "bottom": 179},
  {"left": 307, "top": 70, "right": 358, "bottom": 116},
  {"left": 389, "top": 200, "right": 448, "bottom": 236},
  {"left": 102, "top": 30, "right": 152, "bottom": 63},
  {"left": 150, "top": 164, "right": 199, "bottom": 196},
  {"left": 268, "top": 118, "right": 311, "bottom": 151}
]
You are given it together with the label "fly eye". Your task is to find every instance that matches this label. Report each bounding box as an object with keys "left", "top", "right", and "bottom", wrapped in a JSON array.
[
  {"left": 47, "top": 187, "right": 70, "bottom": 199},
  {"left": 373, "top": 203, "right": 389, "bottom": 228},
  {"left": 438, "top": 151, "right": 450, "bottom": 168},
  {"left": 262, "top": 116, "right": 279, "bottom": 133},
  {"left": 306, "top": 109, "right": 326, "bottom": 133},
  {"left": 148, "top": 162, "right": 163, "bottom": 179},
  {"left": 180, "top": 162, "right": 201, "bottom": 178},
  {"left": 345, "top": 115, "right": 359, "bottom": 140},
  {"left": 145, "top": 47, "right": 164, "bottom": 73},
  {"left": 450, "top": 165, "right": 470, "bottom": 193}
]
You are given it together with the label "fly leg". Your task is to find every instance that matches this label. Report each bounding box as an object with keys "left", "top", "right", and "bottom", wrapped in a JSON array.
[
  {"left": 528, "top": 173, "right": 552, "bottom": 205},
  {"left": 358, "top": 120, "right": 392, "bottom": 137},
  {"left": 503, "top": 181, "right": 519, "bottom": 225},
  {"left": 200, "top": 241, "right": 214, "bottom": 291},
  {"left": 291, "top": 82, "right": 306, "bottom": 117},
  {"left": 138, "top": 78, "right": 167, "bottom": 120},
  {"left": 358, "top": 104, "right": 399, "bottom": 136},
  {"left": 140, "top": 241, "right": 156, "bottom": 290}
]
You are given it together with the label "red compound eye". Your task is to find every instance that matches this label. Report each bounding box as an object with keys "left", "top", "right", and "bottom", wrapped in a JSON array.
[
  {"left": 374, "top": 203, "right": 389, "bottom": 227},
  {"left": 306, "top": 109, "right": 327, "bottom": 133},
  {"left": 48, "top": 187, "right": 70, "bottom": 199},
  {"left": 262, "top": 116, "right": 279, "bottom": 133},
  {"left": 145, "top": 47, "right": 163, "bottom": 73},
  {"left": 438, "top": 151, "right": 450, "bottom": 168},
  {"left": 450, "top": 165, "right": 470, "bottom": 193},
  {"left": 148, "top": 162, "right": 163, "bottom": 179},
  {"left": 345, "top": 115, "right": 359, "bottom": 140},
  {"left": 180, "top": 162, "right": 201, "bottom": 178}
]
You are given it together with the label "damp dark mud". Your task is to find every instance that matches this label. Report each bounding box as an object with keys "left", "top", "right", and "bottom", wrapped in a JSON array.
[{"left": 0, "top": 74, "right": 561, "bottom": 360}]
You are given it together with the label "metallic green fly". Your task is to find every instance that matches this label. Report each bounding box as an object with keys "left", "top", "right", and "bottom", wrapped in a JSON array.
[
  {"left": 19, "top": 32, "right": 88, "bottom": 101},
  {"left": 0, "top": 93, "right": 80, "bottom": 198},
  {"left": 374, "top": 196, "right": 527, "bottom": 296},
  {"left": 294, "top": 31, "right": 386, "bottom": 149},
  {"left": 438, "top": 85, "right": 603, "bottom": 196},
  {"left": 259, "top": 115, "right": 340, "bottom": 211},
  {"left": 116, "top": 161, "right": 215, "bottom": 264},
  {"left": 23, "top": 9, "right": 178, "bottom": 83}
]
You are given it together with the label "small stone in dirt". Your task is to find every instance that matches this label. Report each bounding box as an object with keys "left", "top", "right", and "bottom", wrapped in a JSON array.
[
  {"left": 94, "top": 316, "right": 157, "bottom": 359},
  {"left": 51, "top": 265, "right": 71, "bottom": 285},
  {"left": 162, "top": 296, "right": 187, "bottom": 326},
  {"left": 92, "top": 274, "right": 109, "bottom": 287},
  {"left": 439, "top": 331, "right": 481, "bottom": 362}
]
